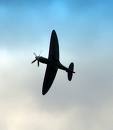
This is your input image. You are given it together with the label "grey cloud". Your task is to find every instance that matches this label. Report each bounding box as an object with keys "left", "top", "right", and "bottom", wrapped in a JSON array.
[
  {"left": 26, "top": 55, "right": 113, "bottom": 113},
  {"left": 0, "top": 46, "right": 113, "bottom": 130}
]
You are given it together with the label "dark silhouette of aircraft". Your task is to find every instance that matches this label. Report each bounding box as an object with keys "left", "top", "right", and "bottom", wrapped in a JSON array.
[{"left": 32, "top": 30, "right": 75, "bottom": 95}]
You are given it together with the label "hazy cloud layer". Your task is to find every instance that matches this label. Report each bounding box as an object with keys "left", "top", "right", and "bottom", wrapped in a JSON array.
[{"left": 0, "top": 49, "right": 113, "bottom": 130}]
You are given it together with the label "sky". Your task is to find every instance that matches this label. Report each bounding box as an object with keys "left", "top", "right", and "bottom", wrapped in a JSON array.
[{"left": 0, "top": 0, "right": 113, "bottom": 130}]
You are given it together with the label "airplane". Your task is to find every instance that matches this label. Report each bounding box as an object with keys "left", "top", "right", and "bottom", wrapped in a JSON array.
[{"left": 31, "top": 30, "right": 75, "bottom": 95}]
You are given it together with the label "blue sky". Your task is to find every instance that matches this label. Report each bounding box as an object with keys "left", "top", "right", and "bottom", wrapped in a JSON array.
[
  {"left": 0, "top": 0, "right": 113, "bottom": 130},
  {"left": 0, "top": 0, "right": 113, "bottom": 57}
]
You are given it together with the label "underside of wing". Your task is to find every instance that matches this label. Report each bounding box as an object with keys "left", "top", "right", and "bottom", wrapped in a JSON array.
[
  {"left": 48, "top": 30, "right": 59, "bottom": 61},
  {"left": 42, "top": 63, "right": 58, "bottom": 95}
]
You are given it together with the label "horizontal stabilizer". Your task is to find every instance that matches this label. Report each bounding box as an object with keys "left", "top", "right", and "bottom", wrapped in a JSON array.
[{"left": 68, "top": 62, "right": 74, "bottom": 81}]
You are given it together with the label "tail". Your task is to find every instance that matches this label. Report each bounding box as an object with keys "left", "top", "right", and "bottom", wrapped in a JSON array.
[{"left": 67, "top": 62, "right": 75, "bottom": 81}]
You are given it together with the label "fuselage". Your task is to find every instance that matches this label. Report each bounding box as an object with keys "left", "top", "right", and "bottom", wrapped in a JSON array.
[{"left": 37, "top": 56, "right": 69, "bottom": 72}]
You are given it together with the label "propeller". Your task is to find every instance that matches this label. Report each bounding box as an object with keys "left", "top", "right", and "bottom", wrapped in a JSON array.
[{"left": 31, "top": 52, "right": 40, "bottom": 67}]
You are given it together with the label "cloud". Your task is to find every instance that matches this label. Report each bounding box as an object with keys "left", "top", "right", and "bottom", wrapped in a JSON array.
[{"left": 0, "top": 37, "right": 113, "bottom": 130}]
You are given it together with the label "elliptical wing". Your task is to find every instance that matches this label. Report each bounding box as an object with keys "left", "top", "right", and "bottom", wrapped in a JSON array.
[{"left": 42, "top": 30, "right": 59, "bottom": 95}]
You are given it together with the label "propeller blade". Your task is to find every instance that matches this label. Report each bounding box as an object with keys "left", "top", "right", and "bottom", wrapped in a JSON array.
[
  {"left": 31, "top": 59, "right": 37, "bottom": 64},
  {"left": 33, "top": 52, "right": 37, "bottom": 57}
]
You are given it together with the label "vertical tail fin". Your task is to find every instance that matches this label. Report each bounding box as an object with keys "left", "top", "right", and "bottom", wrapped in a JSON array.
[{"left": 67, "top": 62, "right": 74, "bottom": 81}]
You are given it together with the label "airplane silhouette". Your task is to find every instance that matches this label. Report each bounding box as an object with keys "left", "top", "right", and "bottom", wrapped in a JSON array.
[{"left": 32, "top": 30, "right": 75, "bottom": 95}]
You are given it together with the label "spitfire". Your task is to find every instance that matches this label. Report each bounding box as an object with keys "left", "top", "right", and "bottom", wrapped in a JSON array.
[{"left": 32, "top": 30, "right": 75, "bottom": 95}]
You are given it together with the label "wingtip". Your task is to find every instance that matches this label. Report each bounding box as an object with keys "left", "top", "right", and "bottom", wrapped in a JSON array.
[
  {"left": 42, "top": 91, "right": 46, "bottom": 95},
  {"left": 52, "top": 29, "right": 56, "bottom": 34}
]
